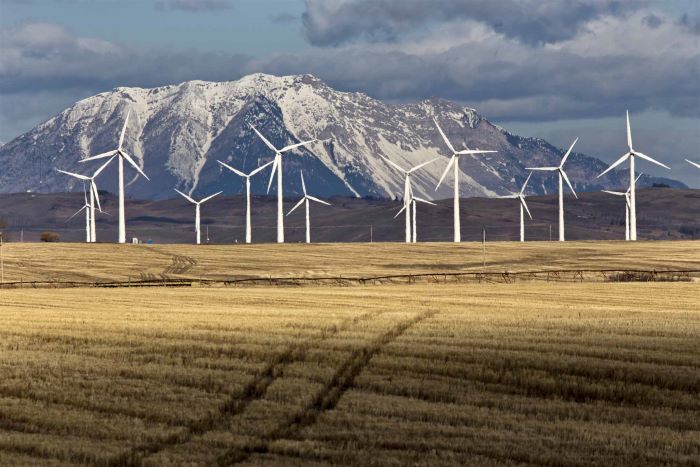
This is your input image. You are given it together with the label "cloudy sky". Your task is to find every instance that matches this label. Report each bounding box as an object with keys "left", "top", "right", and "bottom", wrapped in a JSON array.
[{"left": 1, "top": 0, "right": 699, "bottom": 186}]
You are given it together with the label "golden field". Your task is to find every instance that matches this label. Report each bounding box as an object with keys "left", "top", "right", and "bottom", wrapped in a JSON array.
[
  {"left": 0, "top": 241, "right": 698, "bottom": 465},
  {"left": 0, "top": 240, "right": 698, "bottom": 284},
  {"left": 0, "top": 280, "right": 699, "bottom": 465}
]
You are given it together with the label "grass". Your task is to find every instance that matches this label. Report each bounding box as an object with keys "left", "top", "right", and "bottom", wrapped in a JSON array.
[
  {"left": 0, "top": 278, "right": 699, "bottom": 465},
  {"left": 0, "top": 240, "right": 698, "bottom": 284}
]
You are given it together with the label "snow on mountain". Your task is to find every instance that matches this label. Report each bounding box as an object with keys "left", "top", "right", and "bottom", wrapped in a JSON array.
[{"left": 0, "top": 73, "right": 685, "bottom": 200}]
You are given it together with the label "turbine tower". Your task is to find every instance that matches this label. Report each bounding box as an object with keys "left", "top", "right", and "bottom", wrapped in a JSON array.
[
  {"left": 174, "top": 189, "right": 222, "bottom": 245},
  {"left": 598, "top": 111, "right": 670, "bottom": 241},
  {"left": 527, "top": 138, "right": 578, "bottom": 242},
  {"left": 65, "top": 186, "right": 92, "bottom": 243},
  {"left": 56, "top": 156, "right": 114, "bottom": 242},
  {"left": 501, "top": 172, "right": 533, "bottom": 242},
  {"left": 380, "top": 155, "right": 438, "bottom": 243},
  {"left": 287, "top": 172, "right": 330, "bottom": 244},
  {"left": 80, "top": 110, "right": 149, "bottom": 243},
  {"left": 218, "top": 160, "right": 273, "bottom": 243},
  {"left": 395, "top": 195, "right": 436, "bottom": 243},
  {"left": 434, "top": 118, "right": 497, "bottom": 242},
  {"left": 602, "top": 174, "right": 643, "bottom": 241},
  {"left": 249, "top": 124, "right": 316, "bottom": 243}
]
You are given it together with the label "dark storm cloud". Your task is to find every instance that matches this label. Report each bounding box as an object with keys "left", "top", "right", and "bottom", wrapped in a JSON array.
[
  {"left": 155, "top": 0, "right": 232, "bottom": 12},
  {"left": 301, "top": 0, "right": 647, "bottom": 46}
]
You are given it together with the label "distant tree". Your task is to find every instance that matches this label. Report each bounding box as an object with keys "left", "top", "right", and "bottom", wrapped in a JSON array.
[
  {"left": 652, "top": 183, "right": 670, "bottom": 188},
  {"left": 40, "top": 231, "right": 60, "bottom": 242}
]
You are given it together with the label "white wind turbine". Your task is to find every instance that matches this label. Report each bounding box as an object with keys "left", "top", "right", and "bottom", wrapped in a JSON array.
[
  {"left": 501, "top": 172, "right": 533, "bottom": 242},
  {"left": 80, "top": 110, "right": 149, "bottom": 243},
  {"left": 602, "top": 173, "right": 643, "bottom": 241},
  {"left": 217, "top": 160, "right": 274, "bottom": 244},
  {"left": 381, "top": 156, "right": 439, "bottom": 243},
  {"left": 598, "top": 111, "right": 670, "bottom": 241},
  {"left": 65, "top": 186, "right": 92, "bottom": 243},
  {"left": 56, "top": 156, "right": 114, "bottom": 242},
  {"left": 527, "top": 138, "right": 579, "bottom": 242},
  {"left": 686, "top": 159, "right": 700, "bottom": 170},
  {"left": 249, "top": 124, "right": 316, "bottom": 243},
  {"left": 434, "top": 118, "right": 497, "bottom": 242},
  {"left": 395, "top": 194, "right": 436, "bottom": 243},
  {"left": 174, "top": 189, "right": 222, "bottom": 245},
  {"left": 287, "top": 172, "right": 330, "bottom": 244}
]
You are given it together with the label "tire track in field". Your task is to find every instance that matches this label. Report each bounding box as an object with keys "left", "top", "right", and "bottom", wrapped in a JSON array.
[
  {"left": 215, "top": 309, "right": 437, "bottom": 466},
  {"left": 109, "top": 309, "right": 385, "bottom": 467}
]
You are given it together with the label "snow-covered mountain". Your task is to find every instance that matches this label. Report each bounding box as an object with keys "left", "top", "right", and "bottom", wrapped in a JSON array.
[{"left": 0, "top": 73, "right": 684, "bottom": 200}]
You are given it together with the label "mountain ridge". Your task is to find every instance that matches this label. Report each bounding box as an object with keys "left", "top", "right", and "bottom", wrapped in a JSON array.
[{"left": 0, "top": 73, "right": 685, "bottom": 200}]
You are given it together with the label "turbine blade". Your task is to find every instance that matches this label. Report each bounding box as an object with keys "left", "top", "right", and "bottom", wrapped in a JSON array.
[
  {"left": 626, "top": 110, "right": 633, "bottom": 151},
  {"left": 597, "top": 152, "right": 630, "bottom": 178},
  {"left": 287, "top": 198, "right": 305, "bottom": 215},
  {"left": 200, "top": 191, "right": 222, "bottom": 204},
  {"left": 118, "top": 110, "right": 130, "bottom": 150},
  {"left": 394, "top": 205, "right": 406, "bottom": 218},
  {"left": 413, "top": 196, "right": 436, "bottom": 206},
  {"left": 300, "top": 171, "right": 307, "bottom": 196},
  {"left": 55, "top": 169, "right": 90, "bottom": 181},
  {"left": 91, "top": 180, "right": 102, "bottom": 212},
  {"left": 686, "top": 159, "right": 700, "bottom": 169},
  {"left": 267, "top": 155, "right": 279, "bottom": 193},
  {"left": 174, "top": 188, "right": 196, "bottom": 204},
  {"left": 280, "top": 139, "right": 316, "bottom": 153},
  {"left": 635, "top": 172, "right": 644, "bottom": 184},
  {"left": 120, "top": 151, "right": 149, "bottom": 180},
  {"left": 307, "top": 195, "right": 330, "bottom": 206},
  {"left": 81, "top": 150, "right": 117, "bottom": 163},
  {"left": 519, "top": 196, "right": 533, "bottom": 220},
  {"left": 217, "top": 160, "right": 247, "bottom": 178},
  {"left": 525, "top": 167, "right": 558, "bottom": 171},
  {"left": 249, "top": 160, "right": 274, "bottom": 176},
  {"left": 520, "top": 171, "right": 533, "bottom": 195},
  {"left": 435, "top": 155, "right": 456, "bottom": 190},
  {"left": 560, "top": 169, "right": 577, "bottom": 198},
  {"left": 93, "top": 155, "right": 116, "bottom": 178},
  {"left": 408, "top": 157, "right": 440, "bottom": 173},
  {"left": 379, "top": 155, "right": 407, "bottom": 174},
  {"left": 433, "top": 118, "right": 456, "bottom": 154},
  {"left": 66, "top": 205, "right": 87, "bottom": 222},
  {"left": 560, "top": 137, "right": 578, "bottom": 167},
  {"left": 249, "top": 124, "right": 278, "bottom": 152},
  {"left": 634, "top": 151, "right": 670, "bottom": 170},
  {"left": 456, "top": 149, "right": 497, "bottom": 155},
  {"left": 602, "top": 190, "right": 625, "bottom": 196}
]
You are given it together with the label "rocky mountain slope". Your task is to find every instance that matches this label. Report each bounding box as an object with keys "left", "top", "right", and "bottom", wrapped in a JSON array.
[{"left": 0, "top": 74, "right": 684, "bottom": 200}]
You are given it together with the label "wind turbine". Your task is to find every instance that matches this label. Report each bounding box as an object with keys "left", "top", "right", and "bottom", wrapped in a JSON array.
[
  {"left": 56, "top": 156, "right": 114, "bottom": 242},
  {"left": 501, "top": 172, "right": 533, "bottom": 242},
  {"left": 287, "top": 172, "right": 330, "bottom": 244},
  {"left": 527, "top": 138, "right": 579, "bottom": 242},
  {"left": 395, "top": 195, "right": 436, "bottom": 243},
  {"left": 434, "top": 118, "right": 497, "bottom": 242},
  {"left": 217, "top": 160, "right": 274, "bottom": 243},
  {"left": 686, "top": 159, "right": 700, "bottom": 170},
  {"left": 602, "top": 173, "right": 643, "bottom": 241},
  {"left": 381, "top": 156, "right": 439, "bottom": 243},
  {"left": 598, "top": 111, "right": 670, "bottom": 241},
  {"left": 80, "top": 110, "right": 149, "bottom": 243},
  {"left": 249, "top": 124, "right": 316, "bottom": 243},
  {"left": 65, "top": 186, "right": 92, "bottom": 243},
  {"left": 174, "top": 189, "right": 222, "bottom": 245}
]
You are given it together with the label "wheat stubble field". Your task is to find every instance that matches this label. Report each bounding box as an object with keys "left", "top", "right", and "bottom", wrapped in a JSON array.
[{"left": 0, "top": 242, "right": 699, "bottom": 465}]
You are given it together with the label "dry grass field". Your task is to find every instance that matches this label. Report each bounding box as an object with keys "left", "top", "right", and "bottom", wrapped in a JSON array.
[
  {"left": 0, "top": 240, "right": 698, "bottom": 284},
  {"left": 0, "top": 281, "right": 699, "bottom": 465},
  {"left": 0, "top": 241, "right": 698, "bottom": 465}
]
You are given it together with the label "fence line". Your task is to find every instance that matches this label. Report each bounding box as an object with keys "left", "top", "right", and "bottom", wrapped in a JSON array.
[{"left": 0, "top": 269, "right": 696, "bottom": 290}]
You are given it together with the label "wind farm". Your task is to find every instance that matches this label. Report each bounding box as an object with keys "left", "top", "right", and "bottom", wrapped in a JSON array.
[{"left": 0, "top": 1, "right": 699, "bottom": 465}]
